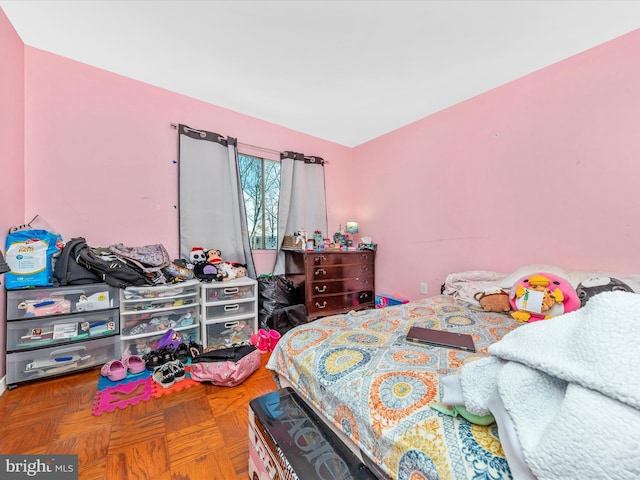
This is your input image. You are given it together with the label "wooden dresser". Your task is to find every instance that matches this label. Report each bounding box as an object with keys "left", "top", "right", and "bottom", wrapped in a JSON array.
[{"left": 284, "top": 249, "right": 376, "bottom": 320}]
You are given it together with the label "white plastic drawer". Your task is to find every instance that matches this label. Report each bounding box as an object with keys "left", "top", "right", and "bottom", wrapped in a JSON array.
[
  {"left": 203, "top": 283, "right": 256, "bottom": 303},
  {"left": 6, "top": 309, "right": 119, "bottom": 352},
  {"left": 120, "top": 325, "right": 200, "bottom": 357},
  {"left": 121, "top": 305, "right": 198, "bottom": 336},
  {"left": 204, "top": 318, "right": 257, "bottom": 349},
  {"left": 6, "top": 284, "right": 118, "bottom": 320},
  {"left": 121, "top": 279, "right": 200, "bottom": 300},
  {"left": 205, "top": 301, "right": 255, "bottom": 319},
  {"left": 6, "top": 335, "right": 119, "bottom": 385}
]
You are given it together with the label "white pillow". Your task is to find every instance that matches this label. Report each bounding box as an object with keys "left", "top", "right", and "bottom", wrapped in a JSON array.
[{"left": 499, "top": 265, "right": 570, "bottom": 289}]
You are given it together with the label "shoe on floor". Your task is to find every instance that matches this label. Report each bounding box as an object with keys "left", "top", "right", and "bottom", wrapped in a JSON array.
[
  {"left": 152, "top": 363, "right": 175, "bottom": 389},
  {"left": 168, "top": 360, "right": 186, "bottom": 382},
  {"left": 100, "top": 360, "right": 127, "bottom": 382},
  {"left": 123, "top": 354, "right": 145, "bottom": 375}
]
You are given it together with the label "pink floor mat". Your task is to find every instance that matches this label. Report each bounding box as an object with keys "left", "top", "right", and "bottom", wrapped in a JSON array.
[{"left": 92, "top": 365, "right": 200, "bottom": 415}]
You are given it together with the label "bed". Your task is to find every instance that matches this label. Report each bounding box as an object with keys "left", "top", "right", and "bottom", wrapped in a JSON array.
[
  {"left": 266, "top": 265, "right": 640, "bottom": 480},
  {"left": 266, "top": 294, "right": 521, "bottom": 479}
]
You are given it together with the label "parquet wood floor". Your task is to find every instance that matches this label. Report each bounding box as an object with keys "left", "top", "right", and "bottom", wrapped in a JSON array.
[{"left": 0, "top": 353, "right": 278, "bottom": 479}]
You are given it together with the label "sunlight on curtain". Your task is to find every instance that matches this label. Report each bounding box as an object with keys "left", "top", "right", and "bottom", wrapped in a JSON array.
[{"left": 273, "top": 151, "right": 328, "bottom": 274}]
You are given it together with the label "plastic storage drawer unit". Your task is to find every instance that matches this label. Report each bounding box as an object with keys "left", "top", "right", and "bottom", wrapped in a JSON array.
[
  {"left": 119, "top": 279, "right": 201, "bottom": 356},
  {"left": 6, "top": 284, "right": 119, "bottom": 320},
  {"left": 6, "top": 335, "right": 119, "bottom": 385},
  {"left": 6, "top": 309, "right": 119, "bottom": 352},
  {"left": 5, "top": 283, "right": 120, "bottom": 387},
  {"left": 200, "top": 278, "right": 258, "bottom": 349}
]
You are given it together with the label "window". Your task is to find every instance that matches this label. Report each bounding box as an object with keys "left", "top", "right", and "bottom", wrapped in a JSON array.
[{"left": 238, "top": 153, "right": 280, "bottom": 250}]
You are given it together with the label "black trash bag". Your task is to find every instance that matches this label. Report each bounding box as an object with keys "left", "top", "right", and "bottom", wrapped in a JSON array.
[
  {"left": 258, "top": 275, "right": 302, "bottom": 329},
  {"left": 269, "top": 304, "right": 308, "bottom": 334}
]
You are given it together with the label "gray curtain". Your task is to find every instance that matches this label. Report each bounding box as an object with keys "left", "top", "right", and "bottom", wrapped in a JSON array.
[
  {"left": 273, "top": 151, "right": 328, "bottom": 274},
  {"left": 178, "top": 124, "right": 256, "bottom": 279}
]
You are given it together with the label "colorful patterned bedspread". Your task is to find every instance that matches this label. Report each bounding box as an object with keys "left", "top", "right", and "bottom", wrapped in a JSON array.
[{"left": 266, "top": 295, "right": 521, "bottom": 480}]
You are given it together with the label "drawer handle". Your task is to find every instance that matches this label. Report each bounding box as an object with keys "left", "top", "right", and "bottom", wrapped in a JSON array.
[
  {"left": 314, "top": 285, "right": 327, "bottom": 293},
  {"left": 359, "top": 293, "right": 370, "bottom": 300},
  {"left": 315, "top": 269, "right": 327, "bottom": 276},
  {"left": 315, "top": 301, "right": 328, "bottom": 309},
  {"left": 224, "top": 304, "right": 240, "bottom": 312},
  {"left": 314, "top": 255, "right": 327, "bottom": 263},
  {"left": 224, "top": 321, "right": 240, "bottom": 329},
  {"left": 223, "top": 287, "right": 240, "bottom": 295},
  {"left": 360, "top": 278, "right": 369, "bottom": 284},
  {"left": 360, "top": 254, "right": 369, "bottom": 260}
]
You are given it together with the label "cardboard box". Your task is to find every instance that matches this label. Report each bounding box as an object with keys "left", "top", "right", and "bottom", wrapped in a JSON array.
[{"left": 248, "top": 388, "right": 377, "bottom": 480}]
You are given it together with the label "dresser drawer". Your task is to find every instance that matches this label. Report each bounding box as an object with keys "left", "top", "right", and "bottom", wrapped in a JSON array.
[
  {"left": 6, "top": 309, "right": 119, "bottom": 352},
  {"left": 310, "top": 277, "right": 374, "bottom": 295},
  {"left": 306, "top": 291, "right": 375, "bottom": 317},
  {"left": 6, "top": 335, "right": 119, "bottom": 385},
  {"left": 305, "top": 252, "right": 374, "bottom": 266},
  {"left": 7, "top": 284, "right": 118, "bottom": 320},
  {"left": 308, "top": 264, "right": 373, "bottom": 280}
]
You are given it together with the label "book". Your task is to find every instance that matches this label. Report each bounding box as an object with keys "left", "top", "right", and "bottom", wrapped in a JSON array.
[{"left": 406, "top": 326, "right": 476, "bottom": 352}]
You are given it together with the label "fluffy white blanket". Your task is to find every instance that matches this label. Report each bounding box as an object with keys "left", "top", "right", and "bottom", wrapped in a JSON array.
[{"left": 460, "top": 291, "right": 640, "bottom": 480}]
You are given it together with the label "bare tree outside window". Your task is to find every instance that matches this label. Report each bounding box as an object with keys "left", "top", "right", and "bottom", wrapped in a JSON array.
[{"left": 238, "top": 154, "right": 280, "bottom": 250}]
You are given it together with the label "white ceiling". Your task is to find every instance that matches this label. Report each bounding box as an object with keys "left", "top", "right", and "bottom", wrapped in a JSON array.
[{"left": 2, "top": 0, "right": 639, "bottom": 147}]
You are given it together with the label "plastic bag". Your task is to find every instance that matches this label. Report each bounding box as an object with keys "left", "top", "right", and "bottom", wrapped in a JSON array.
[
  {"left": 5, "top": 229, "right": 62, "bottom": 289},
  {"left": 257, "top": 275, "right": 301, "bottom": 329}
]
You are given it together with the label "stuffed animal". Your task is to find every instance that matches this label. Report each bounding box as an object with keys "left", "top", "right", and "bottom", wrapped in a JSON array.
[
  {"left": 233, "top": 263, "right": 247, "bottom": 278},
  {"left": 193, "top": 262, "right": 223, "bottom": 282},
  {"left": 509, "top": 272, "right": 580, "bottom": 322},
  {"left": 576, "top": 276, "right": 634, "bottom": 307},
  {"left": 217, "top": 262, "right": 236, "bottom": 281},
  {"left": 473, "top": 289, "right": 511, "bottom": 313},
  {"left": 190, "top": 247, "right": 207, "bottom": 264},
  {"left": 206, "top": 249, "right": 223, "bottom": 264}
]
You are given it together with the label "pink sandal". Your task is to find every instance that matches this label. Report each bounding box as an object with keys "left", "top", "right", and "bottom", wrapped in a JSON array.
[
  {"left": 100, "top": 360, "right": 127, "bottom": 382},
  {"left": 123, "top": 355, "right": 145, "bottom": 375}
]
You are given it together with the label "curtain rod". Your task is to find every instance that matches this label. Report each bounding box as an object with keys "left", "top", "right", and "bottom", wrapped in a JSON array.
[
  {"left": 171, "top": 123, "right": 278, "bottom": 155},
  {"left": 170, "top": 122, "right": 327, "bottom": 162}
]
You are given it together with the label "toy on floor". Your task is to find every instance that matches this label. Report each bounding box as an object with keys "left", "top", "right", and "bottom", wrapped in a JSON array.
[
  {"left": 473, "top": 288, "right": 511, "bottom": 313},
  {"left": 509, "top": 272, "right": 580, "bottom": 322}
]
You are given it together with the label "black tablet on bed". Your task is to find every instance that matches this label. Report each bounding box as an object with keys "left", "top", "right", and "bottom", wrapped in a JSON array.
[{"left": 406, "top": 326, "right": 476, "bottom": 352}]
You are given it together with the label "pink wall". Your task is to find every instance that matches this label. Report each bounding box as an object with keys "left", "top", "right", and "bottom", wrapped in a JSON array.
[
  {"left": 3, "top": 7, "right": 640, "bottom": 383},
  {"left": 0, "top": 9, "right": 25, "bottom": 384},
  {"left": 23, "top": 47, "right": 354, "bottom": 266},
  {"left": 355, "top": 29, "right": 640, "bottom": 301}
]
